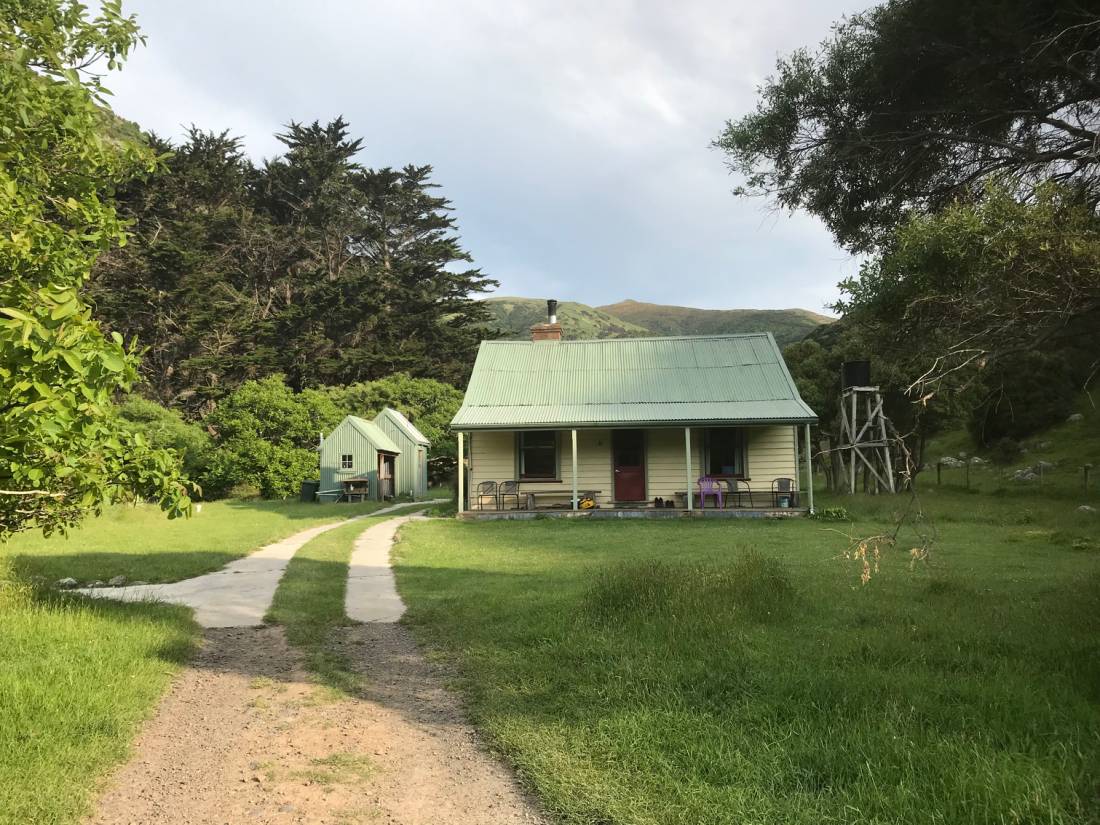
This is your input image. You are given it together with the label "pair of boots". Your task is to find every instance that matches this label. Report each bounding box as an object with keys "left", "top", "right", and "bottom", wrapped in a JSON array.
[{"left": 653, "top": 497, "right": 675, "bottom": 508}]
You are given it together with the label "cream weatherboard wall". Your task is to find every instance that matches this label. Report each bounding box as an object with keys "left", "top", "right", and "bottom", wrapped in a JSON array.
[
  {"left": 466, "top": 425, "right": 798, "bottom": 507},
  {"left": 468, "top": 429, "right": 614, "bottom": 506}
]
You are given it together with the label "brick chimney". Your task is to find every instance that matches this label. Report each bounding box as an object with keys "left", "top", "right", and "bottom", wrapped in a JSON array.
[{"left": 530, "top": 298, "right": 562, "bottom": 341}]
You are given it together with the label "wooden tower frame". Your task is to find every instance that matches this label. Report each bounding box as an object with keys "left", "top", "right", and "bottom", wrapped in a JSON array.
[{"left": 838, "top": 385, "right": 896, "bottom": 494}]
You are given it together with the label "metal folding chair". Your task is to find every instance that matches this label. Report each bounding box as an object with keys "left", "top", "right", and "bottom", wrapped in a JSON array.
[
  {"left": 498, "top": 480, "right": 521, "bottom": 510},
  {"left": 771, "top": 477, "right": 798, "bottom": 508},
  {"left": 474, "top": 480, "right": 498, "bottom": 510}
]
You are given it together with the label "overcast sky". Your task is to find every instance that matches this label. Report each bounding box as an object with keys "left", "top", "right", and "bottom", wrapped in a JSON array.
[{"left": 105, "top": 1, "right": 868, "bottom": 314}]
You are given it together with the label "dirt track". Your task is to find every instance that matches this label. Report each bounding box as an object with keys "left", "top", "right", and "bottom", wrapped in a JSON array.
[{"left": 85, "top": 625, "right": 547, "bottom": 825}]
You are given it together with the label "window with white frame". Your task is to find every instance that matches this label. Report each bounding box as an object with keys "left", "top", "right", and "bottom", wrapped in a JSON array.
[
  {"left": 518, "top": 431, "right": 558, "bottom": 479},
  {"left": 340, "top": 453, "right": 354, "bottom": 470},
  {"left": 704, "top": 429, "right": 746, "bottom": 477}
]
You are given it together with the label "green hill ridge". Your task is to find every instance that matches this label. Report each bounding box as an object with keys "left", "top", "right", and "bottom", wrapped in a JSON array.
[{"left": 483, "top": 297, "right": 833, "bottom": 345}]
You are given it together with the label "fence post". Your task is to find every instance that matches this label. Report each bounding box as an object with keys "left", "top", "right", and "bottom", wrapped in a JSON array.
[
  {"left": 1085, "top": 464, "right": 1092, "bottom": 496},
  {"left": 965, "top": 461, "right": 970, "bottom": 489},
  {"left": 937, "top": 462, "right": 942, "bottom": 486}
]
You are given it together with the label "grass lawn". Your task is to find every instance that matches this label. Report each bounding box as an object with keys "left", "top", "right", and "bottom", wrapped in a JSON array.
[
  {"left": 0, "top": 576, "right": 196, "bottom": 825},
  {"left": 266, "top": 517, "right": 388, "bottom": 694},
  {"left": 394, "top": 491, "right": 1100, "bottom": 824},
  {"left": 5, "top": 498, "right": 389, "bottom": 585},
  {"left": 0, "top": 497, "right": 393, "bottom": 825}
]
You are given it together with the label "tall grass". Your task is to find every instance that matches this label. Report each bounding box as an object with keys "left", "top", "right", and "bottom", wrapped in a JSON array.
[
  {"left": 586, "top": 550, "right": 796, "bottom": 624},
  {"left": 0, "top": 555, "right": 196, "bottom": 824},
  {"left": 396, "top": 498, "right": 1100, "bottom": 825}
]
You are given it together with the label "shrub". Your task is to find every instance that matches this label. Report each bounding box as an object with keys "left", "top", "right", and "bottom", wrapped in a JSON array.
[
  {"left": 809, "top": 506, "right": 851, "bottom": 521},
  {"left": 204, "top": 376, "right": 341, "bottom": 498},
  {"left": 117, "top": 397, "right": 213, "bottom": 485},
  {"left": 991, "top": 437, "right": 1021, "bottom": 465},
  {"left": 968, "top": 351, "right": 1078, "bottom": 443}
]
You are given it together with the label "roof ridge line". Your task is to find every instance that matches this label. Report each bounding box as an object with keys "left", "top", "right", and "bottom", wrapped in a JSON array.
[{"left": 481, "top": 332, "right": 773, "bottom": 344}]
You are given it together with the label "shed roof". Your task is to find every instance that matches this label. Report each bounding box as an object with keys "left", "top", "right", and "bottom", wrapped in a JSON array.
[
  {"left": 451, "top": 333, "right": 817, "bottom": 429},
  {"left": 376, "top": 407, "right": 430, "bottom": 446},
  {"left": 346, "top": 415, "right": 401, "bottom": 453}
]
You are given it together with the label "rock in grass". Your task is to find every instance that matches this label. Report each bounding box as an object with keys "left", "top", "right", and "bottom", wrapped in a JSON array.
[
  {"left": 1068, "top": 413, "right": 1084, "bottom": 422},
  {"left": 107, "top": 575, "right": 127, "bottom": 587},
  {"left": 55, "top": 577, "right": 78, "bottom": 589},
  {"left": 1079, "top": 505, "right": 1097, "bottom": 514},
  {"left": 88, "top": 580, "right": 105, "bottom": 588}
]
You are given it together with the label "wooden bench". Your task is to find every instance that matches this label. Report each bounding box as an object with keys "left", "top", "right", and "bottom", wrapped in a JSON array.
[{"left": 524, "top": 489, "right": 602, "bottom": 510}]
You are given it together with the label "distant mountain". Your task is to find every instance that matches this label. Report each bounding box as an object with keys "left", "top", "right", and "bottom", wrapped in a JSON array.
[
  {"left": 483, "top": 297, "right": 650, "bottom": 340},
  {"left": 482, "top": 297, "right": 833, "bottom": 346},
  {"left": 598, "top": 300, "right": 835, "bottom": 346}
]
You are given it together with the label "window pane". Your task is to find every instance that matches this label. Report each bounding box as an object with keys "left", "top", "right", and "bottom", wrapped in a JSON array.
[
  {"left": 707, "top": 429, "right": 742, "bottom": 475},
  {"left": 521, "top": 432, "right": 557, "bottom": 478}
]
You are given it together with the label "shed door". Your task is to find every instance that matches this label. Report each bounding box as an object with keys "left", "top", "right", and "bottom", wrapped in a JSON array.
[{"left": 613, "top": 430, "right": 646, "bottom": 501}]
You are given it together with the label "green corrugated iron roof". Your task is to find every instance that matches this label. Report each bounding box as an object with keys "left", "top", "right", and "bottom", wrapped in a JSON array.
[
  {"left": 451, "top": 333, "right": 817, "bottom": 429},
  {"left": 376, "top": 407, "right": 430, "bottom": 446},
  {"left": 347, "top": 415, "right": 402, "bottom": 453}
]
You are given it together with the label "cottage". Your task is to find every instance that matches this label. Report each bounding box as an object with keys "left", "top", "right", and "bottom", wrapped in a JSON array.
[
  {"left": 451, "top": 303, "right": 817, "bottom": 516},
  {"left": 320, "top": 412, "right": 432, "bottom": 501}
]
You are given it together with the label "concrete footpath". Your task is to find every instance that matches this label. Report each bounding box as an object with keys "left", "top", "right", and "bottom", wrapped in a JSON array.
[
  {"left": 345, "top": 515, "right": 425, "bottom": 623},
  {"left": 77, "top": 501, "right": 432, "bottom": 628}
]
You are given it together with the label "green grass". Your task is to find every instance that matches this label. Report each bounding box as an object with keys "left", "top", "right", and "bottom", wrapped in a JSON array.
[
  {"left": 5, "top": 498, "right": 391, "bottom": 585},
  {"left": 0, "top": 498, "right": 398, "bottom": 825},
  {"left": 266, "top": 516, "right": 390, "bottom": 694},
  {"left": 0, "top": 569, "right": 197, "bottom": 825},
  {"left": 394, "top": 491, "right": 1100, "bottom": 824}
]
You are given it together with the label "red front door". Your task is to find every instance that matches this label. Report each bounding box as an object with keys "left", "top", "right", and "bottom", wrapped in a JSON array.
[{"left": 613, "top": 430, "right": 646, "bottom": 501}]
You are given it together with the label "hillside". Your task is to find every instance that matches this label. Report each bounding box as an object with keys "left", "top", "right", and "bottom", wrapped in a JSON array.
[
  {"left": 483, "top": 297, "right": 833, "bottom": 344},
  {"left": 484, "top": 297, "right": 650, "bottom": 339},
  {"left": 598, "top": 300, "right": 834, "bottom": 346}
]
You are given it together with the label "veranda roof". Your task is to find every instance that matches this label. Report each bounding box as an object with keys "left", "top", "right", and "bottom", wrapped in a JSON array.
[{"left": 451, "top": 333, "right": 818, "bottom": 430}]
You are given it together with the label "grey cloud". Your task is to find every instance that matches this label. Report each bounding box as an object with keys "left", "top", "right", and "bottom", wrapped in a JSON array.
[{"left": 108, "top": 0, "right": 869, "bottom": 313}]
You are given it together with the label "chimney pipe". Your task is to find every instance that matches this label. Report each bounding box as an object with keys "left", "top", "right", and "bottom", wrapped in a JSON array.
[{"left": 530, "top": 298, "right": 563, "bottom": 341}]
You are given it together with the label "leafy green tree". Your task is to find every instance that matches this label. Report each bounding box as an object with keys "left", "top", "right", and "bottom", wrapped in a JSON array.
[
  {"left": 117, "top": 397, "right": 213, "bottom": 483},
  {"left": 345, "top": 163, "right": 498, "bottom": 388},
  {"left": 838, "top": 185, "right": 1100, "bottom": 400},
  {"left": 204, "top": 376, "right": 341, "bottom": 498},
  {"left": 784, "top": 324, "right": 965, "bottom": 489},
  {"left": 717, "top": 0, "right": 1100, "bottom": 251},
  {"left": 92, "top": 128, "right": 281, "bottom": 412},
  {"left": 92, "top": 119, "right": 496, "bottom": 411},
  {"left": 0, "top": 0, "right": 192, "bottom": 539}
]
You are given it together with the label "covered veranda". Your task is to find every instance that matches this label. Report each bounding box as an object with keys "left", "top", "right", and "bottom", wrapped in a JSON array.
[{"left": 454, "top": 422, "right": 816, "bottom": 519}]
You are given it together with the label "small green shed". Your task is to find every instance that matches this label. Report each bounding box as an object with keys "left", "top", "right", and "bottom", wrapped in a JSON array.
[
  {"left": 319, "top": 415, "right": 402, "bottom": 501},
  {"left": 372, "top": 407, "right": 430, "bottom": 499}
]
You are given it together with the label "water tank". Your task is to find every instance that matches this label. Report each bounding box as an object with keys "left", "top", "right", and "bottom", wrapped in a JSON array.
[
  {"left": 300, "top": 479, "right": 321, "bottom": 503},
  {"left": 841, "top": 360, "right": 871, "bottom": 389}
]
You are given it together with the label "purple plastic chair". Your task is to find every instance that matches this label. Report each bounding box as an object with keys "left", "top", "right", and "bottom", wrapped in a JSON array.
[{"left": 695, "top": 476, "right": 723, "bottom": 509}]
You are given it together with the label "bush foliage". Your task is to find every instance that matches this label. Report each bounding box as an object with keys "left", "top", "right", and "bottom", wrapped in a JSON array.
[{"left": 203, "top": 376, "right": 341, "bottom": 498}]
